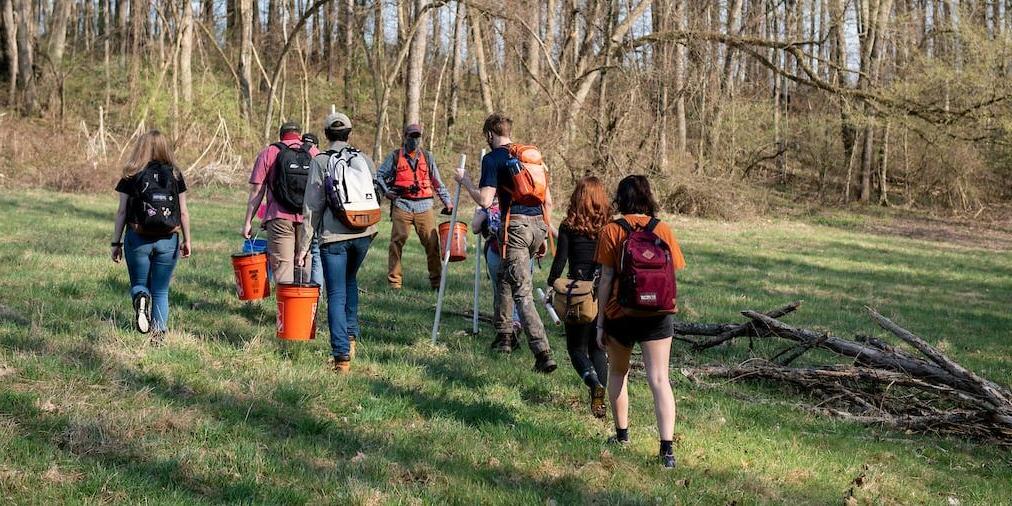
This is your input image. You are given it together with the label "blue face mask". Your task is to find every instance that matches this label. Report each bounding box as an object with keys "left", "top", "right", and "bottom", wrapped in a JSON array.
[{"left": 404, "top": 137, "right": 419, "bottom": 152}]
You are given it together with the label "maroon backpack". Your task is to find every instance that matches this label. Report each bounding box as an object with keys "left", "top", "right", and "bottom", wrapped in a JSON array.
[{"left": 615, "top": 218, "right": 677, "bottom": 316}]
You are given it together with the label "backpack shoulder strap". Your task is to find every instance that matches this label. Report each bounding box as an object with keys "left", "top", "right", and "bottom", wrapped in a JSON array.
[
  {"left": 615, "top": 218, "right": 634, "bottom": 234},
  {"left": 272, "top": 142, "right": 289, "bottom": 152},
  {"left": 645, "top": 218, "right": 660, "bottom": 233}
]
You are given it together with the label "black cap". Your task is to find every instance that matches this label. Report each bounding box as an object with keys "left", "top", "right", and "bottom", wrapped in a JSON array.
[
  {"left": 302, "top": 132, "right": 319, "bottom": 146},
  {"left": 279, "top": 121, "right": 302, "bottom": 138}
]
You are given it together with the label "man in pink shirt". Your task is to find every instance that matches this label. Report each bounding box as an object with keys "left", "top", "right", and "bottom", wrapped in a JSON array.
[{"left": 241, "top": 121, "right": 320, "bottom": 284}]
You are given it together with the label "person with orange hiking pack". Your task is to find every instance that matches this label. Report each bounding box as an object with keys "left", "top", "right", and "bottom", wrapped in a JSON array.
[
  {"left": 547, "top": 176, "right": 611, "bottom": 418},
  {"left": 374, "top": 124, "right": 454, "bottom": 290},
  {"left": 453, "top": 112, "right": 558, "bottom": 373},
  {"left": 595, "top": 175, "right": 685, "bottom": 469},
  {"left": 110, "top": 130, "right": 192, "bottom": 345}
]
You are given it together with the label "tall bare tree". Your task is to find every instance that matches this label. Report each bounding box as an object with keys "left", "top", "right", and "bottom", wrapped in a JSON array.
[
  {"left": 14, "top": 0, "right": 36, "bottom": 114},
  {"left": 180, "top": 0, "right": 194, "bottom": 104},
  {"left": 2, "top": 0, "right": 17, "bottom": 104},
  {"left": 404, "top": 0, "right": 430, "bottom": 125}
]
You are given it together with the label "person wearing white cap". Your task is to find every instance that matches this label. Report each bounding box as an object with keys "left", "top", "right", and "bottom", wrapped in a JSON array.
[
  {"left": 297, "top": 112, "right": 378, "bottom": 372},
  {"left": 374, "top": 123, "right": 454, "bottom": 290}
]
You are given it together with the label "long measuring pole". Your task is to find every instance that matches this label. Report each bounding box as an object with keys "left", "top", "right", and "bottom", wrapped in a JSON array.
[{"left": 431, "top": 154, "right": 466, "bottom": 344}]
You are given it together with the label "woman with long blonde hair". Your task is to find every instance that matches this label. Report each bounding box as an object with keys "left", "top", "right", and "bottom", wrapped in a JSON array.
[
  {"left": 547, "top": 176, "right": 612, "bottom": 418},
  {"left": 110, "top": 130, "right": 191, "bottom": 343}
]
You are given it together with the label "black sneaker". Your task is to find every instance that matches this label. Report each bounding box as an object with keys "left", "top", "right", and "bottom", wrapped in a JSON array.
[
  {"left": 133, "top": 293, "right": 151, "bottom": 334},
  {"left": 660, "top": 452, "right": 677, "bottom": 469},
  {"left": 491, "top": 333, "right": 513, "bottom": 354},
  {"left": 533, "top": 352, "right": 557, "bottom": 373},
  {"left": 590, "top": 384, "right": 607, "bottom": 418},
  {"left": 607, "top": 434, "right": 630, "bottom": 445}
]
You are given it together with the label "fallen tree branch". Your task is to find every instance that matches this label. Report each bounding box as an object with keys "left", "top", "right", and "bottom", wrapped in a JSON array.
[{"left": 690, "top": 301, "right": 803, "bottom": 349}]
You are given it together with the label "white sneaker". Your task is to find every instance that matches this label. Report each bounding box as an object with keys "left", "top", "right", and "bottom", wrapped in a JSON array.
[{"left": 133, "top": 293, "right": 151, "bottom": 334}]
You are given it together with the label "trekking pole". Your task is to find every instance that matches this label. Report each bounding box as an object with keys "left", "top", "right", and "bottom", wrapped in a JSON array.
[
  {"left": 431, "top": 154, "right": 466, "bottom": 344},
  {"left": 471, "top": 234, "right": 482, "bottom": 335}
]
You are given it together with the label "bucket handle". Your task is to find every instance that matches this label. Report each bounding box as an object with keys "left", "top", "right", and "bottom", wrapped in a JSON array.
[{"left": 244, "top": 230, "right": 261, "bottom": 253}]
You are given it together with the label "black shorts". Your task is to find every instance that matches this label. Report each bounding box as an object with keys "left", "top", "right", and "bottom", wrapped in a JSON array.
[{"left": 604, "top": 315, "right": 674, "bottom": 348}]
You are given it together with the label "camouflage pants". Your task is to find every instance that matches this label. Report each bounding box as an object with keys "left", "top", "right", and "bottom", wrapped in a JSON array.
[{"left": 495, "top": 214, "right": 551, "bottom": 354}]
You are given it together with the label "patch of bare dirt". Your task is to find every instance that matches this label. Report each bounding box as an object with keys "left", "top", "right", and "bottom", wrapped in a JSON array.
[{"left": 866, "top": 213, "right": 1012, "bottom": 251}]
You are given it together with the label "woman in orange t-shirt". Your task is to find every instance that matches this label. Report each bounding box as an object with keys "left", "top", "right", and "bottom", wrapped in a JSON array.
[{"left": 594, "top": 175, "right": 685, "bottom": 469}]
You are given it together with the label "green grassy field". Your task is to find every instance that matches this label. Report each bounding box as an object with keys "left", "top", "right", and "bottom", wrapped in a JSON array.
[{"left": 1, "top": 188, "right": 1010, "bottom": 505}]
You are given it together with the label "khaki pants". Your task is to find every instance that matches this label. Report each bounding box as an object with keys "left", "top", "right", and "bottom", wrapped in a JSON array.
[
  {"left": 388, "top": 207, "right": 441, "bottom": 288},
  {"left": 496, "top": 214, "right": 551, "bottom": 354},
  {"left": 266, "top": 218, "right": 308, "bottom": 285}
]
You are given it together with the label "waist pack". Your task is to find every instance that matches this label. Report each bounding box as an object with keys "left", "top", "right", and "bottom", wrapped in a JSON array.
[
  {"left": 131, "top": 162, "right": 181, "bottom": 236},
  {"left": 324, "top": 146, "right": 381, "bottom": 230},
  {"left": 552, "top": 278, "right": 598, "bottom": 324},
  {"left": 616, "top": 217, "right": 677, "bottom": 317}
]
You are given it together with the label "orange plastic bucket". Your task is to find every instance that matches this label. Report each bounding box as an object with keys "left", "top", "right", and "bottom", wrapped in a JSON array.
[
  {"left": 231, "top": 252, "right": 270, "bottom": 301},
  {"left": 276, "top": 283, "right": 320, "bottom": 341},
  {"left": 438, "top": 221, "right": 468, "bottom": 262}
]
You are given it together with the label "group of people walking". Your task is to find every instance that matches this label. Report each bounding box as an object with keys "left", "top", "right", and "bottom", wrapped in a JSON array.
[{"left": 109, "top": 112, "right": 686, "bottom": 468}]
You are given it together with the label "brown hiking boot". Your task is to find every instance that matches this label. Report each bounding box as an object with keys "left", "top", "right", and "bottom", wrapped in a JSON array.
[
  {"left": 332, "top": 355, "right": 351, "bottom": 373},
  {"left": 534, "top": 352, "right": 557, "bottom": 374}
]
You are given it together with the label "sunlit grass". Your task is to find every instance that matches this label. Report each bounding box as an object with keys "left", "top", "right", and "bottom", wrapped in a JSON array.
[{"left": 0, "top": 189, "right": 1009, "bottom": 504}]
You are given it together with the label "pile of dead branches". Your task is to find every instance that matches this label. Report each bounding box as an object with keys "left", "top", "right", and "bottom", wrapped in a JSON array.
[{"left": 675, "top": 302, "right": 1012, "bottom": 445}]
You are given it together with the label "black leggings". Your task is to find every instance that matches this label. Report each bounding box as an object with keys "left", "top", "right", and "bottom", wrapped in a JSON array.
[{"left": 565, "top": 322, "right": 608, "bottom": 388}]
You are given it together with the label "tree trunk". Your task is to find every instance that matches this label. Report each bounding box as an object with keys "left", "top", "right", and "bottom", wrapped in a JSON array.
[
  {"left": 14, "top": 0, "right": 36, "bottom": 115},
  {"left": 127, "top": 0, "right": 143, "bottom": 94},
  {"left": 469, "top": 7, "right": 493, "bottom": 114},
  {"left": 674, "top": 0, "right": 686, "bottom": 153},
  {"left": 2, "top": 0, "right": 17, "bottom": 104},
  {"left": 239, "top": 0, "right": 254, "bottom": 120},
  {"left": 48, "top": 0, "right": 72, "bottom": 65},
  {"left": 446, "top": 0, "right": 464, "bottom": 136},
  {"left": 342, "top": 0, "right": 353, "bottom": 110},
  {"left": 404, "top": 0, "right": 429, "bottom": 126},
  {"left": 525, "top": 0, "right": 541, "bottom": 92},
  {"left": 180, "top": 0, "right": 194, "bottom": 104}
]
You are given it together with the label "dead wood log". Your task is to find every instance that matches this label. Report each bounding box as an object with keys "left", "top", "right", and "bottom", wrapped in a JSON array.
[
  {"left": 690, "top": 301, "right": 803, "bottom": 350},
  {"left": 740, "top": 311, "right": 971, "bottom": 389},
  {"left": 866, "top": 307, "right": 1012, "bottom": 424}
]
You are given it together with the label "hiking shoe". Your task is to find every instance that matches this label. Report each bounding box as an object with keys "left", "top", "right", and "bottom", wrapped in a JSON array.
[
  {"left": 349, "top": 336, "right": 357, "bottom": 359},
  {"left": 590, "top": 384, "right": 607, "bottom": 419},
  {"left": 660, "top": 452, "right": 677, "bottom": 469},
  {"left": 132, "top": 293, "right": 151, "bottom": 334},
  {"left": 534, "top": 352, "right": 557, "bottom": 374},
  {"left": 490, "top": 333, "right": 513, "bottom": 354},
  {"left": 332, "top": 355, "right": 351, "bottom": 373},
  {"left": 607, "top": 434, "right": 630, "bottom": 445}
]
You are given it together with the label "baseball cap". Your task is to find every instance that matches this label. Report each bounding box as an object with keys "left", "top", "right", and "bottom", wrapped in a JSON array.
[
  {"left": 404, "top": 123, "right": 423, "bottom": 137},
  {"left": 323, "top": 112, "right": 352, "bottom": 131},
  {"left": 279, "top": 121, "right": 301, "bottom": 137}
]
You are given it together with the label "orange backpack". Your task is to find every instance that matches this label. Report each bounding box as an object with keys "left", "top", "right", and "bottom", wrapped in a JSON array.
[{"left": 506, "top": 144, "right": 548, "bottom": 206}]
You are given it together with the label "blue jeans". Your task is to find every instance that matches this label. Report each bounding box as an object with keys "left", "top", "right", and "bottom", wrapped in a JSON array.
[
  {"left": 124, "top": 229, "right": 179, "bottom": 332},
  {"left": 484, "top": 247, "right": 525, "bottom": 324},
  {"left": 320, "top": 236, "right": 373, "bottom": 357},
  {"left": 310, "top": 236, "right": 325, "bottom": 288}
]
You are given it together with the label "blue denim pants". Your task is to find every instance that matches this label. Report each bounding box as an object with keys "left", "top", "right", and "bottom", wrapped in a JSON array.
[
  {"left": 124, "top": 228, "right": 179, "bottom": 332},
  {"left": 310, "top": 236, "right": 325, "bottom": 288},
  {"left": 320, "top": 236, "right": 373, "bottom": 357}
]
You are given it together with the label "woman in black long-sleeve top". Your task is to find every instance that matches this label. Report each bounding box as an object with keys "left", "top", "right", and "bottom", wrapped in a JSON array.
[{"left": 548, "top": 176, "right": 611, "bottom": 418}]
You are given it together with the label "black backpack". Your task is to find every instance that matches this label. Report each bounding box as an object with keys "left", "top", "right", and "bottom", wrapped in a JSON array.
[
  {"left": 271, "top": 142, "right": 313, "bottom": 213},
  {"left": 131, "top": 162, "right": 181, "bottom": 235}
]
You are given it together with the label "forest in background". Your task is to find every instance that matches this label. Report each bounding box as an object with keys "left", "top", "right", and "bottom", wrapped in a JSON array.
[{"left": 1, "top": 0, "right": 1010, "bottom": 219}]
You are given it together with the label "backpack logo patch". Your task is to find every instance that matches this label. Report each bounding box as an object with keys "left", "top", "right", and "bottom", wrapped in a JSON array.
[{"left": 642, "top": 250, "right": 655, "bottom": 260}]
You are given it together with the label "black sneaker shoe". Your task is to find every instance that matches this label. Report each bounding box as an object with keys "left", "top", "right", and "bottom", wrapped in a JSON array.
[
  {"left": 491, "top": 333, "right": 513, "bottom": 354},
  {"left": 660, "top": 452, "right": 677, "bottom": 469},
  {"left": 590, "top": 384, "right": 607, "bottom": 419},
  {"left": 133, "top": 293, "right": 151, "bottom": 334},
  {"left": 606, "top": 434, "right": 630, "bottom": 445},
  {"left": 533, "top": 352, "right": 557, "bottom": 373}
]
